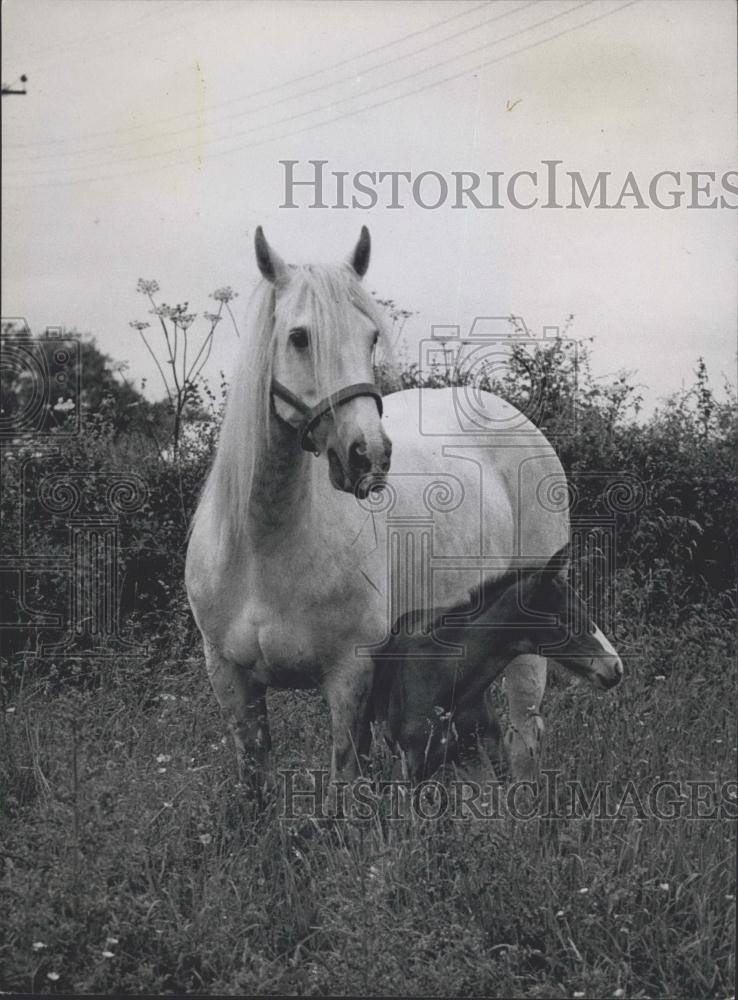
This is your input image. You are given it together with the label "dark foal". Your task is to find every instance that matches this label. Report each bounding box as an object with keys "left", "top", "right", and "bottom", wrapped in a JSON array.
[{"left": 371, "top": 544, "right": 623, "bottom": 783}]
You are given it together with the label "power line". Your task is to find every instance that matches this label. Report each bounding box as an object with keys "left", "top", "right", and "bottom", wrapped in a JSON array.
[
  {"left": 5, "top": 0, "right": 494, "bottom": 151},
  {"left": 6, "top": 1, "right": 536, "bottom": 163},
  {"left": 1, "top": 0, "right": 639, "bottom": 191},
  {"left": 2, "top": 0, "right": 634, "bottom": 185},
  {"left": 6, "top": 1, "right": 591, "bottom": 177}
]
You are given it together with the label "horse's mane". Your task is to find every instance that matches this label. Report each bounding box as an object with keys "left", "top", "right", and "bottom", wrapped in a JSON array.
[
  {"left": 384, "top": 566, "right": 523, "bottom": 641},
  {"left": 459, "top": 560, "right": 572, "bottom": 619},
  {"left": 387, "top": 562, "right": 556, "bottom": 642},
  {"left": 464, "top": 567, "right": 528, "bottom": 618},
  {"left": 192, "top": 263, "right": 391, "bottom": 560}
]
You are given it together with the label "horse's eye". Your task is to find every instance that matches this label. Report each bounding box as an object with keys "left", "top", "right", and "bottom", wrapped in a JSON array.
[{"left": 289, "top": 327, "right": 309, "bottom": 350}]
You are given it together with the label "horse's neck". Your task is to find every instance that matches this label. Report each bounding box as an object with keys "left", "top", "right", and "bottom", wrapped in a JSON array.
[
  {"left": 248, "top": 416, "right": 312, "bottom": 535},
  {"left": 436, "top": 617, "right": 518, "bottom": 705}
]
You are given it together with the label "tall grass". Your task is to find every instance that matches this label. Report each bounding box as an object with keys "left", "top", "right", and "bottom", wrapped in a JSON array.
[
  {"left": 1, "top": 330, "right": 735, "bottom": 995},
  {"left": 1, "top": 591, "right": 735, "bottom": 996}
]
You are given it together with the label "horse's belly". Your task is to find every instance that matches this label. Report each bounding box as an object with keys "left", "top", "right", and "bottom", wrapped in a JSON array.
[{"left": 253, "top": 619, "right": 324, "bottom": 688}]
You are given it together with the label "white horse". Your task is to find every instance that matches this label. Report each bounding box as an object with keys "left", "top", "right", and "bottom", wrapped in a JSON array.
[{"left": 185, "top": 226, "right": 622, "bottom": 789}]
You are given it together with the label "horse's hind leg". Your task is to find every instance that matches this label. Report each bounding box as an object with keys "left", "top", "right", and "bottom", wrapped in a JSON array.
[
  {"left": 504, "top": 654, "right": 547, "bottom": 783},
  {"left": 203, "top": 640, "right": 272, "bottom": 792}
]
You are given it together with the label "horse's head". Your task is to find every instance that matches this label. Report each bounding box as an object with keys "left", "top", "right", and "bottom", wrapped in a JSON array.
[
  {"left": 514, "top": 544, "right": 624, "bottom": 690},
  {"left": 255, "top": 226, "right": 392, "bottom": 498}
]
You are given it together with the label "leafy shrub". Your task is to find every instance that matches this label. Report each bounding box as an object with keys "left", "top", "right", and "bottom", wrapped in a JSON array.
[{"left": 1, "top": 319, "right": 735, "bottom": 688}]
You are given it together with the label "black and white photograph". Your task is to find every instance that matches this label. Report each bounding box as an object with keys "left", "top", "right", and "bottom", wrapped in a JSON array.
[{"left": 1, "top": 1, "right": 736, "bottom": 996}]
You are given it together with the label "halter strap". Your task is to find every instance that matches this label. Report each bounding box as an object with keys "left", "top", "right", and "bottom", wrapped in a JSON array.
[
  {"left": 271, "top": 379, "right": 311, "bottom": 418},
  {"left": 271, "top": 379, "right": 383, "bottom": 453}
]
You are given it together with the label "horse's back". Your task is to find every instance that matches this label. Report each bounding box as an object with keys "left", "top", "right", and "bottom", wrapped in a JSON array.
[
  {"left": 383, "top": 386, "right": 532, "bottom": 437},
  {"left": 380, "top": 387, "right": 569, "bottom": 567}
]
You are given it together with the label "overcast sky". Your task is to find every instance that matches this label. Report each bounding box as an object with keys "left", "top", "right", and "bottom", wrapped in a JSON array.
[{"left": 2, "top": 0, "right": 736, "bottom": 413}]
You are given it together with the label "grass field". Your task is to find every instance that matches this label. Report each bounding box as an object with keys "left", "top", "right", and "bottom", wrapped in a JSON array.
[{"left": 1, "top": 593, "right": 735, "bottom": 997}]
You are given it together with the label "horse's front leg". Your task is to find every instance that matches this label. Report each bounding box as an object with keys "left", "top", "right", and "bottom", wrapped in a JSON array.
[
  {"left": 203, "top": 640, "right": 273, "bottom": 793},
  {"left": 504, "top": 654, "right": 547, "bottom": 783},
  {"left": 322, "top": 660, "right": 374, "bottom": 784}
]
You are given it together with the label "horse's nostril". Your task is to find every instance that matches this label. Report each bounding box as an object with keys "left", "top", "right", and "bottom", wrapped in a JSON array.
[{"left": 348, "top": 440, "right": 371, "bottom": 473}]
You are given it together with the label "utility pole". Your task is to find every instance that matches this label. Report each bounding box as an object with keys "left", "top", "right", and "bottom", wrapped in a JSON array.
[{"left": 2, "top": 74, "right": 27, "bottom": 96}]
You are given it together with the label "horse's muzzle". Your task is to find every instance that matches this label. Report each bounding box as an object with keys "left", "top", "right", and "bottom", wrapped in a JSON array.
[
  {"left": 327, "top": 428, "right": 392, "bottom": 496},
  {"left": 592, "top": 655, "right": 624, "bottom": 690}
]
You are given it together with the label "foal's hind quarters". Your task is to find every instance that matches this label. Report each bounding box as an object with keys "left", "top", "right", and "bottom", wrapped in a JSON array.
[{"left": 371, "top": 543, "right": 623, "bottom": 784}]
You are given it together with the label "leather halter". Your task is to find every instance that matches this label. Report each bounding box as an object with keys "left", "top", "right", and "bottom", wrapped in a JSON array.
[{"left": 271, "top": 378, "right": 383, "bottom": 453}]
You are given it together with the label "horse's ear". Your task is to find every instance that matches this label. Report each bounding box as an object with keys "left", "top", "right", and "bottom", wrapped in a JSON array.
[
  {"left": 546, "top": 542, "right": 570, "bottom": 580},
  {"left": 255, "top": 226, "right": 288, "bottom": 284},
  {"left": 348, "top": 226, "right": 371, "bottom": 278}
]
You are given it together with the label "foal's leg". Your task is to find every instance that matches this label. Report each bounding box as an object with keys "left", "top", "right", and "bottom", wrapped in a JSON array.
[
  {"left": 322, "top": 661, "right": 374, "bottom": 783},
  {"left": 477, "top": 692, "right": 509, "bottom": 782},
  {"left": 503, "top": 654, "right": 547, "bottom": 783},
  {"left": 454, "top": 692, "right": 507, "bottom": 783},
  {"left": 203, "top": 640, "right": 272, "bottom": 790}
]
